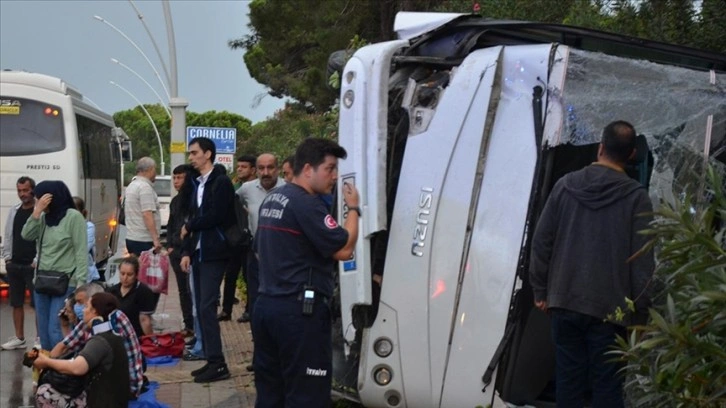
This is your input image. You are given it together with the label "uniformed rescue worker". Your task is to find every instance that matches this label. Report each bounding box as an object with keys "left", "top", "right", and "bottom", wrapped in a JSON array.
[{"left": 253, "top": 138, "right": 360, "bottom": 407}]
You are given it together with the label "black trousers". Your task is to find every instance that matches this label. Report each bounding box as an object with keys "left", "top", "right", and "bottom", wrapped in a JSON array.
[
  {"left": 169, "top": 251, "right": 194, "bottom": 331},
  {"left": 252, "top": 294, "right": 332, "bottom": 408},
  {"left": 221, "top": 248, "right": 246, "bottom": 315},
  {"left": 192, "top": 257, "right": 227, "bottom": 364}
]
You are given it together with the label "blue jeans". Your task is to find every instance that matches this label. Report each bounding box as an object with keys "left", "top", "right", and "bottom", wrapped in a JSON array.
[
  {"left": 35, "top": 286, "right": 75, "bottom": 350},
  {"left": 550, "top": 309, "right": 626, "bottom": 408},
  {"left": 189, "top": 266, "right": 204, "bottom": 357}
]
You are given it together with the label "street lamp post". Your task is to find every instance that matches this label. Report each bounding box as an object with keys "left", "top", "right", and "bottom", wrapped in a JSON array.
[
  {"left": 161, "top": 1, "right": 187, "bottom": 174},
  {"left": 111, "top": 57, "right": 171, "bottom": 118},
  {"left": 110, "top": 80, "right": 166, "bottom": 176},
  {"left": 93, "top": 15, "right": 171, "bottom": 101},
  {"left": 127, "top": 0, "right": 172, "bottom": 89}
]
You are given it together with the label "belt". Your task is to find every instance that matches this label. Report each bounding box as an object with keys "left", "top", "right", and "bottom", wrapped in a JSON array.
[{"left": 262, "top": 292, "right": 330, "bottom": 305}]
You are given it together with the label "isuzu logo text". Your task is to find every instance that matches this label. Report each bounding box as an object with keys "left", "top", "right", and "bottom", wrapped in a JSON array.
[{"left": 412, "top": 187, "right": 434, "bottom": 257}]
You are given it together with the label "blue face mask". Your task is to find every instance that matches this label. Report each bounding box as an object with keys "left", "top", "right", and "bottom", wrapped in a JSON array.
[{"left": 73, "top": 304, "right": 84, "bottom": 321}]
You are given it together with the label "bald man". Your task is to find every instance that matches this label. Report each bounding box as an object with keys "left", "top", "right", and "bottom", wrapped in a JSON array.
[{"left": 234, "top": 153, "right": 286, "bottom": 327}]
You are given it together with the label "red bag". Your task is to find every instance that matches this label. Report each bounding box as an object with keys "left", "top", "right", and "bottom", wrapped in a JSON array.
[
  {"left": 138, "top": 249, "right": 170, "bottom": 294},
  {"left": 140, "top": 332, "right": 185, "bottom": 358}
]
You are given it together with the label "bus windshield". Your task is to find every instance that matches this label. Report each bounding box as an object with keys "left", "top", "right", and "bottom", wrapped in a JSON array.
[{"left": 0, "top": 97, "right": 65, "bottom": 156}]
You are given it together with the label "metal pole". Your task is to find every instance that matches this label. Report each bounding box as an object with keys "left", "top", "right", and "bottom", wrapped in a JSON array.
[
  {"left": 162, "top": 1, "right": 178, "bottom": 98},
  {"left": 94, "top": 15, "right": 171, "bottom": 101},
  {"left": 110, "top": 81, "right": 166, "bottom": 176},
  {"left": 162, "top": 1, "right": 187, "bottom": 183},
  {"left": 111, "top": 57, "right": 171, "bottom": 118},
  {"left": 127, "top": 0, "right": 172, "bottom": 89}
]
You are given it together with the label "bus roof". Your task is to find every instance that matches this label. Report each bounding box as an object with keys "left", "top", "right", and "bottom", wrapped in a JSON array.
[
  {"left": 0, "top": 70, "right": 82, "bottom": 97},
  {"left": 1, "top": 70, "right": 114, "bottom": 124}
]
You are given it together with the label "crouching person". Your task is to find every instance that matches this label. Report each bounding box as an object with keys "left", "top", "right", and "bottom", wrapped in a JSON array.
[
  {"left": 34, "top": 292, "right": 130, "bottom": 408},
  {"left": 50, "top": 283, "right": 144, "bottom": 399}
]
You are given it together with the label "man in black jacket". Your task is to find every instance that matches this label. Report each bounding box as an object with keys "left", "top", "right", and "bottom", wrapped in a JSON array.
[
  {"left": 180, "top": 137, "right": 235, "bottom": 383},
  {"left": 530, "top": 120, "right": 654, "bottom": 408}
]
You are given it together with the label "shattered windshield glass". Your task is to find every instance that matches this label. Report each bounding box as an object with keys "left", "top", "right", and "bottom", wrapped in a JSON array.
[{"left": 554, "top": 49, "right": 726, "bottom": 205}]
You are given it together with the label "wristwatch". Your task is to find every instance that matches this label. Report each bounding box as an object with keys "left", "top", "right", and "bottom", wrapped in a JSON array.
[{"left": 348, "top": 206, "right": 361, "bottom": 217}]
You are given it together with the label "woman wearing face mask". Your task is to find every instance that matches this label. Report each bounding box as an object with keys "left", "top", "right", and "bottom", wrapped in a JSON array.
[
  {"left": 22, "top": 181, "right": 87, "bottom": 351},
  {"left": 59, "top": 285, "right": 94, "bottom": 337},
  {"left": 108, "top": 256, "right": 156, "bottom": 338},
  {"left": 33, "top": 292, "right": 130, "bottom": 408}
]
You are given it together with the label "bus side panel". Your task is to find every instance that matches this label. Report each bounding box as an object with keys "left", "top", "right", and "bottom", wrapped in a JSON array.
[
  {"left": 75, "top": 111, "right": 118, "bottom": 264},
  {"left": 440, "top": 44, "right": 550, "bottom": 406},
  {"left": 358, "top": 46, "right": 503, "bottom": 408}
]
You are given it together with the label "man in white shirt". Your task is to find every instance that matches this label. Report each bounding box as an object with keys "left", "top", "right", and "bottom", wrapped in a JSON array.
[
  {"left": 124, "top": 157, "right": 162, "bottom": 256},
  {"left": 235, "top": 153, "right": 285, "bottom": 325}
]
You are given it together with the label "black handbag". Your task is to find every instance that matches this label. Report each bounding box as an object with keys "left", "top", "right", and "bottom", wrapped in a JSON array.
[
  {"left": 38, "top": 352, "right": 87, "bottom": 398},
  {"left": 34, "top": 225, "right": 70, "bottom": 297}
]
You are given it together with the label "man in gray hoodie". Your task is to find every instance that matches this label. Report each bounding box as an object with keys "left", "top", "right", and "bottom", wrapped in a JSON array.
[{"left": 530, "top": 120, "right": 654, "bottom": 408}]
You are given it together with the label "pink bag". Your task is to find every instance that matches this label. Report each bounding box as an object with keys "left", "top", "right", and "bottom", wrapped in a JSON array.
[{"left": 138, "top": 250, "right": 170, "bottom": 294}]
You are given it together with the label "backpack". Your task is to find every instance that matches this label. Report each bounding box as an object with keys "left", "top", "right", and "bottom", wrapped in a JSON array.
[{"left": 224, "top": 191, "right": 252, "bottom": 249}]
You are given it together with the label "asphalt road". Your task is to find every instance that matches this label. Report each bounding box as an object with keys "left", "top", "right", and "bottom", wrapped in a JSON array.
[{"left": 0, "top": 292, "right": 38, "bottom": 408}]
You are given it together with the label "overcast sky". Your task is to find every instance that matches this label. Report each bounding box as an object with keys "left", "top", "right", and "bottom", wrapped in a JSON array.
[{"left": 0, "top": 0, "right": 284, "bottom": 123}]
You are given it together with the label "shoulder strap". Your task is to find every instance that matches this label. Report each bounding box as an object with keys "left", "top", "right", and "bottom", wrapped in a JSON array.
[{"left": 37, "top": 222, "right": 46, "bottom": 268}]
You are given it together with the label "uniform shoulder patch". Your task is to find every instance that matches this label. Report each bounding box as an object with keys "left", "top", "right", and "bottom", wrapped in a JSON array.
[{"left": 324, "top": 214, "right": 338, "bottom": 229}]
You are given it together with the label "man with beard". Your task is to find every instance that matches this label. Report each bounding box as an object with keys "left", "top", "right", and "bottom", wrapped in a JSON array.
[
  {"left": 235, "top": 153, "right": 286, "bottom": 327},
  {"left": 2, "top": 176, "right": 37, "bottom": 350}
]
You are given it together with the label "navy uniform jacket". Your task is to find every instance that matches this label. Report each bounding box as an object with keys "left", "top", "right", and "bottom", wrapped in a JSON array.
[{"left": 254, "top": 183, "right": 348, "bottom": 298}]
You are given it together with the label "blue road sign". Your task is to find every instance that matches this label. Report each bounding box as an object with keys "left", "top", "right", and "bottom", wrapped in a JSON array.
[{"left": 186, "top": 126, "right": 237, "bottom": 154}]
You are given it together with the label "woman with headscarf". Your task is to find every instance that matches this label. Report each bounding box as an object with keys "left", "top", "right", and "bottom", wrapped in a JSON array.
[
  {"left": 33, "top": 292, "right": 130, "bottom": 408},
  {"left": 22, "top": 180, "right": 87, "bottom": 350}
]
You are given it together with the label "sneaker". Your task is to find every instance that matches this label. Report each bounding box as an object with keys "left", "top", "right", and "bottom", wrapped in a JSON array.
[
  {"left": 183, "top": 351, "right": 205, "bottom": 361},
  {"left": 194, "top": 363, "right": 230, "bottom": 383},
  {"left": 191, "top": 363, "right": 210, "bottom": 377},
  {"left": 216, "top": 312, "right": 231, "bottom": 322},
  {"left": 236, "top": 312, "right": 250, "bottom": 323},
  {"left": 1, "top": 336, "right": 26, "bottom": 350}
]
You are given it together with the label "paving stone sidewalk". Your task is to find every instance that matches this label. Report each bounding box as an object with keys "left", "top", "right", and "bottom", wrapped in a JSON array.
[{"left": 149, "top": 270, "right": 256, "bottom": 408}]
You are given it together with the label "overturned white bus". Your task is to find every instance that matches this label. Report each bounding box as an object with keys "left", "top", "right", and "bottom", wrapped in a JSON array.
[{"left": 332, "top": 12, "right": 726, "bottom": 408}]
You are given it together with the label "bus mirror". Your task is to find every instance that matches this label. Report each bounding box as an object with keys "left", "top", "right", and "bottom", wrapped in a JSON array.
[
  {"left": 111, "top": 140, "right": 133, "bottom": 163},
  {"left": 120, "top": 140, "right": 133, "bottom": 162}
]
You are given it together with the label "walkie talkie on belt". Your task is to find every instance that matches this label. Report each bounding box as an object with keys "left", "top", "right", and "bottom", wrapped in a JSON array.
[{"left": 302, "top": 268, "right": 315, "bottom": 316}]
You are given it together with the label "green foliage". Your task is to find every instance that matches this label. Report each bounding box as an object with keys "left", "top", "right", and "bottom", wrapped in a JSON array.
[
  {"left": 230, "top": 0, "right": 441, "bottom": 111},
  {"left": 612, "top": 167, "right": 726, "bottom": 407},
  {"left": 113, "top": 105, "right": 252, "bottom": 183},
  {"left": 242, "top": 102, "right": 339, "bottom": 159}
]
